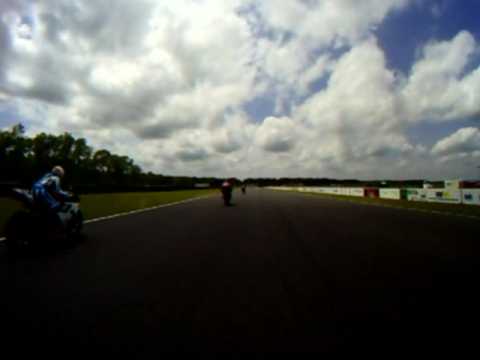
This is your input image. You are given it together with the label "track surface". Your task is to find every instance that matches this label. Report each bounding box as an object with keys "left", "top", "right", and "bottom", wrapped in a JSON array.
[{"left": 1, "top": 189, "right": 479, "bottom": 353}]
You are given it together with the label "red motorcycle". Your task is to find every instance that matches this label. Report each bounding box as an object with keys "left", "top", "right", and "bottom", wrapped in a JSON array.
[{"left": 221, "top": 181, "right": 233, "bottom": 206}]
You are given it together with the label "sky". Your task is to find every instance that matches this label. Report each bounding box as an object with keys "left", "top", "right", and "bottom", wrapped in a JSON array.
[{"left": 1, "top": 0, "right": 480, "bottom": 180}]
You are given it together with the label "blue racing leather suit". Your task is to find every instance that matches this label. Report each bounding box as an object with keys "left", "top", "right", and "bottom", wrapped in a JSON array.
[{"left": 32, "top": 172, "right": 69, "bottom": 212}]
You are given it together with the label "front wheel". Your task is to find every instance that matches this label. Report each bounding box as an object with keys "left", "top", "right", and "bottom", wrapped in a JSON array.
[
  {"left": 223, "top": 193, "right": 232, "bottom": 206},
  {"left": 67, "top": 210, "right": 84, "bottom": 241}
]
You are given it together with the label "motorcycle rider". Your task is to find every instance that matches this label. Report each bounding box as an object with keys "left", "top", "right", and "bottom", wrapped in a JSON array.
[
  {"left": 32, "top": 165, "right": 70, "bottom": 216},
  {"left": 221, "top": 178, "right": 234, "bottom": 205},
  {"left": 241, "top": 183, "right": 246, "bottom": 194}
]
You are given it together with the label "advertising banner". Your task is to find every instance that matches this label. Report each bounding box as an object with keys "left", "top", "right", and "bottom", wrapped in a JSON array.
[
  {"left": 461, "top": 189, "right": 480, "bottom": 205},
  {"left": 426, "top": 189, "right": 462, "bottom": 204}
]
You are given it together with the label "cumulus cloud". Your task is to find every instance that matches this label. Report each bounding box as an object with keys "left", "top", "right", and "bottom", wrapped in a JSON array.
[
  {"left": 1, "top": 0, "right": 480, "bottom": 179},
  {"left": 402, "top": 31, "right": 480, "bottom": 122},
  {"left": 282, "top": 31, "right": 480, "bottom": 178},
  {"left": 1, "top": 0, "right": 256, "bottom": 134},
  {"left": 0, "top": 21, "right": 9, "bottom": 82},
  {"left": 250, "top": 0, "right": 411, "bottom": 112},
  {"left": 255, "top": 116, "right": 297, "bottom": 152},
  {"left": 432, "top": 127, "right": 480, "bottom": 156},
  {"left": 176, "top": 148, "right": 209, "bottom": 162},
  {"left": 254, "top": 0, "right": 409, "bottom": 47},
  {"left": 293, "top": 38, "right": 413, "bottom": 169},
  {"left": 429, "top": 127, "right": 480, "bottom": 178},
  {"left": 210, "top": 114, "right": 252, "bottom": 154}
]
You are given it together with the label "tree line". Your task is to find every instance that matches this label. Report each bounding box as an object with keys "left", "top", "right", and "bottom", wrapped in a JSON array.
[
  {"left": 0, "top": 124, "right": 220, "bottom": 193},
  {"left": 1, "top": 123, "right": 427, "bottom": 193}
]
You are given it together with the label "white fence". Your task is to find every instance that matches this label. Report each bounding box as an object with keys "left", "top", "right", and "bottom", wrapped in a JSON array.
[
  {"left": 380, "top": 189, "right": 403, "bottom": 200},
  {"left": 349, "top": 188, "right": 365, "bottom": 197},
  {"left": 268, "top": 186, "right": 480, "bottom": 206},
  {"left": 292, "top": 187, "right": 365, "bottom": 197}
]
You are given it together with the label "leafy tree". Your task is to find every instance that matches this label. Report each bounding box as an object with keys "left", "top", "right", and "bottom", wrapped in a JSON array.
[{"left": 0, "top": 123, "right": 222, "bottom": 192}]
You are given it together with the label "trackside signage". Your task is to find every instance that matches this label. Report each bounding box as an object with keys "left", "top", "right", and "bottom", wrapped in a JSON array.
[
  {"left": 426, "top": 189, "right": 462, "bottom": 204},
  {"left": 407, "top": 189, "right": 427, "bottom": 202},
  {"left": 349, "top": 188, "right": 365, "bottom": 197},
  {"left": 380, "top": 189, "right": 401, "bottom": 200},
  {"left": 462, "top": 189, "right": 480, "bottom": 206},
  {"left": 267, "top": 186, "right": 480, "bottom": 206}
]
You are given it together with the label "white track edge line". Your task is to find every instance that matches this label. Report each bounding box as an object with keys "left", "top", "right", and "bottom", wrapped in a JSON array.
[
  {"left": 84, "top": 195, "right": 213, "bottom": 224},
  {"left": 0, "top": 195, "right": 214, "bottom": 243}
]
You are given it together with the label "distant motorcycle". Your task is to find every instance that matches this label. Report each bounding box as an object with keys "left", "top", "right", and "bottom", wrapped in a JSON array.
[
  {"left": 4, "top": 188, "right": 84, "bottom": 252},
  {"left": 222, "top": 188, "right": 232, "bottom": 206},
  {"left": 220, "top": 184, "right": 233, "bottom": 206}
]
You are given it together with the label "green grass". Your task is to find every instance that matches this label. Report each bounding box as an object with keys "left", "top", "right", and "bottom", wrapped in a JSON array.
[
  {"left": 0, "top": 198, "right": 22, "bottom": 236},
  {"left": 0, "top": 189, "right": 216, "bottom": 237},
  {"left": 277, "top": 190, "right": 480, "bottom": 219},
  {"left": 80, "top": 189, "right": 215, "bottom": 220}
]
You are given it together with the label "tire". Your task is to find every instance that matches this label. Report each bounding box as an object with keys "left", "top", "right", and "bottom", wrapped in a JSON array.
[
  {"left": 223, "top": 194, "right": 231, "bottom": 206},
  {"left": 42, "top": 212, "right": 65, "bottom": 244},
  {"left": 5, "top": 211, "right": 35, "bottom": 253},
  {"left": 67, "top": 210, "right": 84, "bottom": 241}
]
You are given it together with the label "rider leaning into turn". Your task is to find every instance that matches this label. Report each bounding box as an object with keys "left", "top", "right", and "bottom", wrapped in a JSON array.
[{"left": 32, "top": 166, "right": 70, "bottom": 213}]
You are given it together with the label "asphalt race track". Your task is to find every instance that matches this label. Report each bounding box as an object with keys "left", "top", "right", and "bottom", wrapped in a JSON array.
[{"left": 1, "top": 188, "right": 479, "bottom": 354}]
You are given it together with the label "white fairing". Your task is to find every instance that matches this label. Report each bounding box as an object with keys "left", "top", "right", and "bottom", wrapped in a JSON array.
[{"left": 57, "top": 202, "right": 80, "bottom": 226}]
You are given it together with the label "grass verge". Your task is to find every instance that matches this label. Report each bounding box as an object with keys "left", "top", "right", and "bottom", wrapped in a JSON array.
[
  {"left": 0, "top": 189, "right": 216, "bottom": 237},
  {"left": 274, "top": 189, "right": 480, "bottom": 219}
]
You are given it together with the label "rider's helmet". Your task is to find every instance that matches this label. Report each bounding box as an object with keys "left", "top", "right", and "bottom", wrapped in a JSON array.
[{"left": 52, "top": 165, "right": 65, "bottom": 178}]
